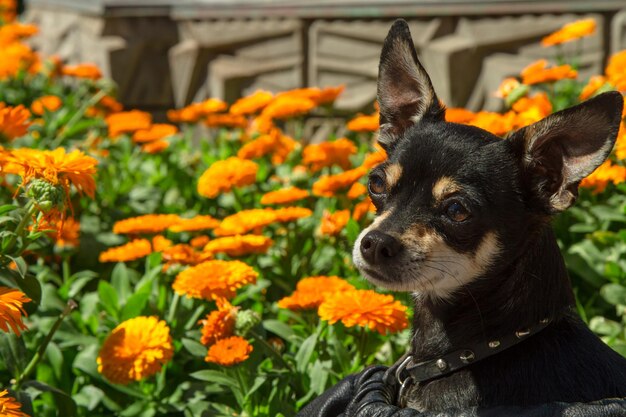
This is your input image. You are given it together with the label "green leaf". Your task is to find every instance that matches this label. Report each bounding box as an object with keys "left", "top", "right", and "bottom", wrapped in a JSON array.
[
  {"left": 73, "top": 385, "right": 104, "bottom": 411},
  {"left": 98, "top": 280, "right": 119, "bottom": 320},
  {"left": 600, "top": 284, "right": 626, "bottom": 306},
  {"left": 295, "top": 333, "right": 317, "bottom": 373},
  {"left": 263, "top": 319, "right": 296, "bottom": 340},
  {"left": 14, "top": 272, "right": 42, "bottom": 306},
  {"left": 346, "top": 219, "right": 360, "bottom": 245},
  {"left": 182, "top": 338, "right": 207, "bottom": 357},
  {"left": 589, "top": 316, "right": 622, "bottom": 337},
  {"left": 23, "top": 380, "right": 77, "bottom": 417},
  {"left": 0, "top": 332, "right": 28, "bottom": 376},
  {"left": 0, "top": 204, "right": 18, "bottom": 216},
  {"left": 6, "top": 256, "right": 27, "bottom": 278},
  {"left": 111, "top": 263, "right": 132, "bottom": 305},
  {"left": 120, "top": 290, "right": 150, "bottom": 321},
  {"left": 190, "top": 370, "right": 239, "bottom": 389},
  {"left": 309, "top": 359, "right": 331, "bottom": 394}
]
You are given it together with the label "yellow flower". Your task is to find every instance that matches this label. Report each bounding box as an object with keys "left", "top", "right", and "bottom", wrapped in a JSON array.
[
  {"left": 0, "top": 104, "right": 30, "bottom": 140},
  {"left": 97, "top": 316, "right": 173, "bottom": 385},
  {"left": 203, "top": 234, "right": 273, "bottom": 257},
  {"left": 0, "top": 287, "right": 30, "bottom": 336},
  {"left": 318, "top": 289, "right": 409, "bottom": 334},
  {"left": 278, "top": 276, "right": 355, "bottom": 310},
  {"left": 541, "top": 19, "right": 596, "bottom": 47},
  {"left": 0, "top": 389, "right": 29, "bottom": 417},
  {"left": 172, "top": 260, "right": 258, "bottom": 300},
  {"left": 113, "top": 214, "right": 181, "bottom": 235},
  {"left": 99, "top": 239, "right": 152, "bottom": 263},
  {"left": 197, "top": 157, "right": 258, "bottom": 198},
  {"left": 205, "top": 336, "right": 253, "bottom": 366},
  {"left": 260, "top": 187, "right": 309, "bottom": 205},
  {"left": 199, "top": 298, "right": 238, "bottom": 346}
]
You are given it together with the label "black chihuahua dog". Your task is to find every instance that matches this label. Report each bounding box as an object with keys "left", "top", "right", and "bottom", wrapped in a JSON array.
[{"left": 351, "top": 19, "right": 626, "bottom": 412}]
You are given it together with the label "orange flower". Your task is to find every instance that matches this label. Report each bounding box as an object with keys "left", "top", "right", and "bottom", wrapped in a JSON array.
[
  {"left": 318, "top": 289, "right": 409, "bottom": 334},
  {"left": 0, "top": 389, "right": 28, "bottom": 417},
  {"left": 169, "top": 215, "right": 220, "bottom": 233},
  {"left": 205, "top": 336, "right": 253, "bottom": 366},
  {"left": 0, "top": 104, "right": 30, "bottom": 140},
  {"left": 99, "top": 239, "right": 152, "bottom": 262},
  {"left": 615, "top": 123, "right": 626, "bottom": 161},
  {"left": 361, "top": 145, "right": 388, "bottom": 169},
  {"left": 3, "top": 147, "right": 98, "bottom": 198},
  {"left": 190, "top": 235, "right": 210, "bottom": 248},
  {"left": 260, "top": 187, "right": 309, "bottom": 205},
  {"left": 579, "top": 75, "right": 607, "bottom": 101},
  {"left": 273, "top": 206, "right": 313, "bottom": 223},
  {"left": 197, "top": 157, "right": 258, "bottom": 198},
  {"left": 38, "top": 216, "right": 80, "bottom": 247},
  {"left": 261, "top": 95, "right": 316, "bottom": 119},
  {"left": 98, "top": 95, "right": 124, "bottom": 114},
  {"left": 97, "top": 316, "right": 173, "bottom": 385},
  {"left": 0, "top": 43, "right": 36, "bottom": 79},
  {"left": 353, "top": 197, "right": 376, "bottom": 221},
  {"left": 141, "top": 140, "right": 169, "bottom": 154},
  {"left": 347, "top": 182, "right": 367, "bottom": 199},
  {"left": 250, "top": 115, "right": 274, "bottom": 134},
  {"left": 152, "top": 235, "right": 173, "bottom": 252},
  {"left": 317, "top": 85, "right": 345, "bottom": 105},
  {"left": 132, "top": 124, "right": 178, "bottom": 143},
  {"left": 173, "top": 260, "right": 258, "bottom": 300},
  {"left": 61, "top": 63, "right": 102, "bottom": 80},
  {"left": 511, "top": 92, "right": 552, "bottom": 115},
  {"left": 606, "top": 50, "right": 626, "bottom": 91},
  {"left": 230, "top": 90, "right": 274, "bottom": 115},
  {"left": 541, "top": 18, "right": 596, "bottom": 47},
  {"left": 319, "top": 210, "right": 350, "bottom": 236},
  {"left": 199, "top": 298, "right": 238, "bottom": 346},
  {"left": 113, "top": 214, "right": 181, "bottom": 235},
  {"left": 580, "top": 160, "right": 626, "bottom": 194},
  {"left": 168, "top": 98, "right": 228, "bottom": 123},
  {"left": 0, "top": 287, "right": 30, "bottom": 336},
  {"left": 347, "top": 112, "right": 379, "bottom": 132},
  {"left": 161, "top": 244, "right": 211, "bottom": 269},
  {"left": 204, "top": 234, "right": 273, "bottom": 257},
  {"left": 105, "top": 110, "right": 152, "bottom": 137},
  {"left": 214, "top": 209, "right": 278, "bottom": 236},
  {"left": 237, "top": 129, "right": 297, "bottom": 164},
  {"left": 494, "top": 77, "right": 522, "bottom": 99},
  {"left": 313, "top": 167, "right": 368, "bottom": 197},
  {"left": 303, "top": 138, "right": 357, "bottom": 171},
  {"left": 520, "top": 59, "right": 577, "bottom": 85},
  {"left": 0, "top": 22, "right": 38, "bottom": 45},
  {"left": 468, "top": 111, "right": 516, "bottom": 136},
  {"left": 31, "top": 95, "right": 62, "bottom": 115},
  {"left": 205, "top": 113, "right": 248, "bottom": 128},
  {"left": 445, "top": 108, "right": 475, "bottom": 124},
  {"left": 0, "top": 0, "right": 17, "bottom": 23},
  {"left": 277, "top": 276, "right": 355, "bottom": 310}
]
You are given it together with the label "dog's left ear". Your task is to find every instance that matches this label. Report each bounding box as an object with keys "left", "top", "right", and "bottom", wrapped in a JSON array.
[
  {"left": 509, "top": 91, "right": 624, "bottom": 213},
  {"left": 377, "top": 19, "right": 445, "bottom": 151}
]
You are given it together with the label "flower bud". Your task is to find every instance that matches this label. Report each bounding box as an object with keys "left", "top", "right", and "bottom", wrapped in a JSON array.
[
  {"left": 26, "top": 179, "right": 65, "bottom": 213},
  {"left": 234, "top": 309, "right": 261, "bottom": 337}
]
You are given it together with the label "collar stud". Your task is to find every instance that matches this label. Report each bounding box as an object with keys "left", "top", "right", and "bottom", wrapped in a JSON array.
[
  {"left": 515, "top": 329, "right": 531, "bottom": 338},
  {"left": 459, "top": 350, "right": 475, "bottom": 363},
  {"left": 488, "top": 340, "right": 500, "bottom": 348},
  {"left": 436, "top": 359, "right": 448, "bottom": 370}
]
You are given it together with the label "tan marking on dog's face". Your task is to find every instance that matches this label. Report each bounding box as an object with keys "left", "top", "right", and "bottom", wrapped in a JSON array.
[
  {"left": 432, "top": 176, "right": 460, "bottom": 204},
  {"left": 384, "top": 164, "right": 403, "bottom": 190}
]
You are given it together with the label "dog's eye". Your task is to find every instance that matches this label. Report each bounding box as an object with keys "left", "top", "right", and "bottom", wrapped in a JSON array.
[
  {"left": 445, "top": 201, "right": 470, "bottom": 222},
  {"left": 368, "top": 174, "right": 386, "bottom": 195}
]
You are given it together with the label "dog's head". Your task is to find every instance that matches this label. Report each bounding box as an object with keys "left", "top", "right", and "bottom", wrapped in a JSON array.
[{"left": 353, "top": 19, "right": 623, "bottom": 300}]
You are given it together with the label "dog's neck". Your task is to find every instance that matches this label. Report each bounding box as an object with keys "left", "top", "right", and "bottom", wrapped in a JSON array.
[{"left": 410, "top": 226, "right": 575, "bottom": 361}]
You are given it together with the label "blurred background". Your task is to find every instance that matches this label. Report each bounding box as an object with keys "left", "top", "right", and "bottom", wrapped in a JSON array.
[{"left": 22, "top": 0, "right": 626, "bottom": 115}]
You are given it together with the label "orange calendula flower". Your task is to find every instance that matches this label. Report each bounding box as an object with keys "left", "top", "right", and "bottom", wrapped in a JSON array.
[
  {"left": 230, "top": 90, "right": 274, "bottom": 115},
  {"left": 237, "top": 129, "right": 297, "bottom": 164},
  {"left": 250, "top": 115, "right": 274, "bottom": 134},
  {"left": 317, "top": 85, "right": 345, "bottom": 105},
  {"left": 99, "top": 239, "right": 152, "bottom": 263},
  {"left": 580, "top": 160, "right": 626, "bottom": 194},
  {"left": 273, "top": 206, "right": 313, "bottom": 223},
  {"left": 97, "top": 316, "right": 173, "bottom": 385},
  {"left": 347, "top": 182, "right": 367, "bottom": 199},
  {"left": 214, "top": 208, "right": 278, "bottom": 236},
  {"left": 98, "top": 95, "right": 124, "bottom": 114},
  {"left": 0, "top": 22, "right": 38, "bottom": 45},
  {"left": 303, "top": 137, "right": 357, "bottom": 172},
  {"left": 190, "top": 235, "right": 210, "bottom": 248},
  {"left": 132, "top": 124, "right": 178, "bottom": 143},
  {"left": 445, "top": 108, "right": 475, "bottom": 124},
  {"left": 141, "top": 140, "right": 169, "bottom": 154},
  {"left": 205, "top": 113, "right": 248, "bottom": 128},
  {"left": 261, "top": 95, "right": 317, "bottom": 120},
  {"left": 353, "top": 197, "right": 376, "bottom": 221},
  {"left": 105, "top": 110, "right": 152, "bottom": 138},
  {"left": 0, "top": 0, "right": 17, "bottom": 23},
  {"left": 541, "top": 18, "right": 596, "bottom": 47},
  {"left": 205, "top": 335, "right": 253, "bottom": 366},
  {"left": 204, "top": 234, "right": 273, "bottom": 257},
  {"left": 3, "top": 147, "right": 97, "bottom": 198},
  {"left": 197, "top": 157, "right": 258, "bottom": 198},
  {"left": 113, "top": 214, "right": 181, "bottom": 235},
  {"left": 61, "top": 63, "right": 102, "bottom": 80},
  {"left": 0, "top": 43, "right": 36, "bottom": 80},
  {"left": 168, "top": 98, "right": 228, "bottom": 123},
  {"left": 606, "top": 51, "right": 626, "bottom": 91},
  {"left": 579, "top": 75, "right": 608, "bottom": 101},
  {"left": 173, "top": 260, "right": 258, "bottom": 300},
  {"left": 361, "top": 145, "right": 388, "bottom": 169},
  {"left": 38, "top": 216, "right": 80, "bottom": 247},
  {"left": 0, "top": 389, "right": 28, "bottom": 417},
  {"left": 161, "top": 244, "right": 211, "bottom": 270},
  {"left": 520, "top": 59, "right": 577, "bottom": 85},
  {"left": 511, "top": 92, "right": 552, "bottom": 115},
  {"left": 468, "top": 111, "right": 516, "bottom": 137},
  {"left": 152, "top": 235, "right": 173, "bottom": 252},
  {"left": 31, "top": 95, "right": 62, "bottom": 115},
  {"left": 347, "top": 112, "right": 379, "bottom": 132},
  {"left": 0, "top": 287, "right": 30, "bottom": 336},
  {"left": 260, "top": 187, "right": 309, "bottom": 205},
  {"left": 319, "top": 210, "right": 350, "bottom": 236},
  {"left": 318, "top": 289, "right": 409, "bottom": 335},
  {"left": 278, "top": 276, "right": 355, "bottom": 310},
  {"left": 312, "top": 167, "right": 368, "bottom": 197},
  {"left": 0, "top": 104, "right": 31, "bottom": 140},
  {"left": 615, "top": 123, "right": 626, "bottom": 161},
  {"left": 169, "top": 215, "right": 220, "bottom": 233},
  {"left": 199, "top": 298, "right": 238, "bottom": 346},
  {"left": 494, "top": 77, "right": 522, "bottom": 99}
]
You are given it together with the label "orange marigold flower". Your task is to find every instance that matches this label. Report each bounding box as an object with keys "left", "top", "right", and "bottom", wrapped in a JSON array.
[
  {"left": 261, "top": 95, "right": 316, "bottom": 119},
  {"left": 204, "top": 234, "right": 273, "bottom": 257},
  {"left": 61, "top": 63, "right": 102, "bottom": 80},
  {"left": 0, "top": 104, "right": 31, "bottom": 140},
  {"left": 214, "top": 208, "right": 278, "bottom": 236},
  {"left": 205, "top": 113, "right": 248, "bottom": 129},
  {"left": 347, "top": 112, "right": 379, "bottom": 132},
  {"left": 0, "top": 389, "right": 28, "bottom": 417},
  {"left": 99, "top": 239, "right": 152, "bottom": 263},
  {"left": 318, "top": 289, "right": 409, "bottom": 335},
  {"left": 230, "top": 90, "right": 274, "bottom": 115},
  {"left": 0, "top": 0, "right": 17, "bottom": 23},
  {"left": 205, "top": 335, "right": 253, "bottom": 366},
  {"left": 541, "top": 18, "right": 596, "bottom": 47},
  {"left": 606, "top": 51, "right": 626, "bottom": 91},
  {"left": 38, "top": 216, "right": 80, "bottom": 247},
  {"left": 173, "top": 260, "right": 258, "bottom": 300},
  {"left": 190, "top": 235, "right": 211, "bottom": 248},
  {"left": 3, "top": 147, "right": 97, "bottom": 198},
  {"left": 273, "top": 206, "right": 313, "bottom": 223},
  {"left": 133, "top": 124, "right": 178, "bottom": 143},
  {"left": 353, "top": 197, "right": 376, "bottom": 221},
  {"left": 250, "top": 115, "right": 274, "bottom": 134},
  {"left": 197, "top": 157, "right": 258, "bottom": 198},
  {"left": 98, "top": 95, "right": 123, "bottom": 114},
  {"left": 167, "top": 98, "right": 228, "bottom": 123},
  {"left": 0, "top": 22, "right": 38, "bottom": 45},
  {"left": 615, "top": 123, "right": 626, "bottom": 161},
  {"left": 105, "top": 110, "right": 152, "bottom": 138},
  {"left": 317, "top": 85, "right": 345, "bottom": 105},
  {"left": 0, "top": 43, "right": 36, "bottom": 80},
  {"left": 361, "top": 145, "right": 388, "bottom": 169},
  {"left": 303, "top": 138, "right": 357, "bottom": 172},
  {"left": 520, "top": 59, "right": 577, "bottom": 85},
  {"left": 169, "top": 215, "right": 220, "bottom": 233},
  {"left": 161, "top": 244, "right": 211, "bottom": 269},
  {"left": 277, "top": 276, "right": 355, "bottom": 310},
  {"left": 511, "top": 92, "right": 552, "bottom": 115},
  {"left": 113, "top": 214, "right": 181, "bottom": 235},
  {"left": 468, "top": 111, "right": 516, "bottom": 136},
  {"left": 319, "top": 210, "right": 350, "bottom": 236},
  {"left": 199, "top": 298, "right": 238, "bottom": 346},
  {"left": 141, "top": 139, "right": 169, "bottom": 154},
  {"left": 347, "top": 182, "right": 367, "bottom": 199},
  {"left": 260, "top": 187, "right": 309, "bottom": 205},
  {"left": 579, "top": 75, "right": 608, "bottom": 101},
  {"left": 31, "top": 95, "right": 62, "bottom": 115},
  {"left": 237, "top": 132, "right": 277, "bottom": 160},
  {"left": 312, "top": 167, "right": 368, "bottom": 197},
  {"left": 494, "top": 77, "right": 522, "bottom": 99},
  {"left": 152, "top": 235, "right": 173, "bottom": 252},
  {"left": 97, "top": 316, "right": 173, "bottom": 385},
  {"left": 0, "top": 287, "right": 30, "bottom": 336},
  {"left": 445, "top": 108, "right": 475, "bottom": 124},
  {"left": 580, "top": 160, "right": 626, "bottom": 194}
]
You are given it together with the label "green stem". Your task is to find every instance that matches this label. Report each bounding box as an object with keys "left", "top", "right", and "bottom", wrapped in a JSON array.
[
  {"left": 166, "top": 293, "right": 180, "bottom": 324},
  {"left": 5, "top": 201, "right": 36, "bottom": 255},
  {"left": 57, "top": 89, "right": 107, "bottom": 141},
  {"left": 12, "top": 300, "right": 77, "bottom": 390},
  {"left": 249, "top": 330, "right": 294, "bottom": 371},
  {"left": 62, "top": 257, "right": 71, "bottom": 282}
]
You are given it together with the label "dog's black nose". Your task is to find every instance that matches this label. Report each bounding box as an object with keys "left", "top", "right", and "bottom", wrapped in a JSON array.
[{"left": 360, "top": 230, "right": 403, "bottom": 264}]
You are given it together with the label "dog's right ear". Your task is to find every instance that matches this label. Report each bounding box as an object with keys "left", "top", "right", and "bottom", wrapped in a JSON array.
[{"left": 377, "top": 19, "right": 444, "bottom": 151}]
